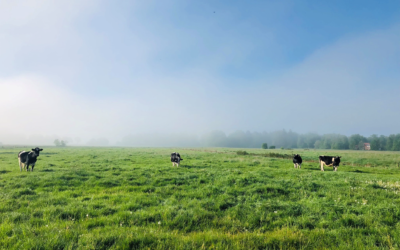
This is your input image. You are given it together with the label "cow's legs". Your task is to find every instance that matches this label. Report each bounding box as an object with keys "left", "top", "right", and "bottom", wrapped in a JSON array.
[
  {"left": 334, "top": 166, "right": 337, "bottom": 171},
  {"left": 31, "top": 164, "right": 35, "bottom": 172},
  {"left": 26, "top": 163, "right": 30, "bottom": 172},
  {"left": 299, "top": 164, "right": 301, "bottom": 169},
  {"left": 177, "top": 162, "right": 180, "bottom": 167},
  {"left": 18, "top": 158, "right": 22, "bottom": 171},
  {"left": 320, "top": 161, "right": 325, "bottom": 171},
  {"left": 294, "top": 164, "right": 297, "bottom": 169},
  {"left": 172, "top": 162, "right": 175, "bottom": 167}
]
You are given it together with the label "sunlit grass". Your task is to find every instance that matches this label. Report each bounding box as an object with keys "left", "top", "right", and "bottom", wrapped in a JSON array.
[{"left": 1, "top": 147, "right": 400, "bottom": 249}]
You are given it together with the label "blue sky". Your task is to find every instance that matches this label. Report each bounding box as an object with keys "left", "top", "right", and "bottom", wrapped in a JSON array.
[{"left": 0, "top": 0, "right": 399, "bottom": 144}]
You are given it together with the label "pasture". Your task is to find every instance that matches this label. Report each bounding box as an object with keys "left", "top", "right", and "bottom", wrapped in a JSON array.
[{"left": 1, "top": 147, "right": 400, "bottom": 249}]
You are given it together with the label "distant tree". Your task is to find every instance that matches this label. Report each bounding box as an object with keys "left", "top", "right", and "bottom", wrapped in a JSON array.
[
  {"left": 340, "top": 135, "right": 350, "bottom": 149},
  {"left": 386, "top": 134, "right": 395, "bottom": 151},
  {"left": 261, "top": 143, "right": 268, "bottom": 149},
  {"left": 54, "top": 139, "right": 67, "bottom": 147},
  {"left": 369, "top": 134, "right": 380, "bottom": 150},
  {"left": 358, "top": 141, "right": 365, "bottom": 150},
  {"left": 287, "top": 130, "right": 298, "bottom": 148},
  {"left": 228, "top": 131, "right": 252, "bottom": 148},
  {"left": 349, "top": 134, "right": 367, "bottom": 150},
  {"left": 271, "top": 130, "right": 289, "bottom": 148},
  {"left": 269, "top": 146, "right": 275, "bottom": 149},
  {"left": 297, "top": 136, "right": 306, "bottom": 148},
  {"left": 314, "top": 140, "right": 321, "bottom": 149},
  {"left": 392, "top": 134, "right": 400, "bottom": 151},
  {"left": 323, "top": 138, "right": 332, "bottom": 149},
  {"left": 379, "top": 135, "right": 387, "bottom": 150},
  {"left": 303, "top": 133, "right": 321, "bottom": 148},
  {"left": 321, "top": 134, "right": 349, "bottom": 150}
]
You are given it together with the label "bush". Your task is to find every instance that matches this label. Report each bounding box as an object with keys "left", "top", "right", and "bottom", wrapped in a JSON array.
[
  {"left": 54, "top": 139, "right": 68, "bottom": 147},
  {"left": 261, "top": 143, "right": 268, "bottom": 149},
  {"left": 236, "top": 150, "right": 248, "bottom": 155},
  {"left": 269, "top": 146, "right": 275, "bottom": 149},
  {"left": 261, "top": 152, "right": 292, "bottom": 159}
]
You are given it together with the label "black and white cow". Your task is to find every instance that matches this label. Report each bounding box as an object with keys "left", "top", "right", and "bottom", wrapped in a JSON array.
[
  {"left": 170, "top": 152, "right": 183, "bottom": 167},
  {"left": 319, "top": 155, "right": 341, "bottom": 171},
  {"left": 18, "top": 147, "right": 43, "bottom": 172},
  {"left": 293, "top": 154, "right": 302, "bottom": 169}
]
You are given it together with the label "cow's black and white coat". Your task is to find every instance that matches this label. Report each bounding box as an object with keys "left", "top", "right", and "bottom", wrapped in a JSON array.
[
  {"left": 293, "top": 154, "right": 302, "bottom": 169},
  {"left": 18, "top": 147, "right": 43, "bottom": 172},
  {"left": 170, "top": 152, "right": 183, "bottom": 167},
  {"left": 319, "top": 155, "right": 341, "bottom": 171}
]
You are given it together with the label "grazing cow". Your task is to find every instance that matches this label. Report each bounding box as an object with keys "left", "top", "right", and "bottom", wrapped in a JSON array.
[
  {"left": 293, "top": 154, "right": 302, "bottom": 169},
  {"left": 170, "top": 152, "right": 183, "bottom": 167},
  {"left": 319, "top": 155, "right": 341, "bottom": 171},
  {"left": 18, "top": 147, "right": 43, "bottom": 172}
]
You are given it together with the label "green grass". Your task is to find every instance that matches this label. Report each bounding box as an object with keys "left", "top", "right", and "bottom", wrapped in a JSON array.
[{"left": 1, "top": 147, "right": 400, "bottom": 249}]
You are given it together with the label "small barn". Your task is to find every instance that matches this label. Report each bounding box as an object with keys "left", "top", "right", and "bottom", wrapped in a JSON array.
[{"left": 364, "top": 143, "right": 371, "bottom": 150}]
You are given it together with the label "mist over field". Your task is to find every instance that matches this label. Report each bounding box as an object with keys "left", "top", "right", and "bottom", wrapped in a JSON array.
[
  {"left": 1, "top": 1, "right": 399, "bottom": 146},
  {"left": 3, "top": 2, "right": 400, "bottom": 248}
]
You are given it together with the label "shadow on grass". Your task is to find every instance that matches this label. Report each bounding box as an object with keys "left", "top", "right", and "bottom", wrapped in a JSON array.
[
  {"left": 181, "top": 165, "right": 207, "bottom": 169},
  {"left": 307, "top": 167, "right": 372, "bottom": 174},
  {"left": 0, "top": 170, "right": 11, "bottom": 174},
  {"left": 308, "top": 167, "right": 324, "bottom": 171},
  {"left": 370, "top": 183, "right": 385, "bottom": 189},
  {"left": 351, "top": 169, "right": 367, "bottom": 174},
  {"left": 41, "top": 169, "right": 55, "bottom": 172},
  {"left": 307, "top": 168, "right": 343, "bottom": 172}
]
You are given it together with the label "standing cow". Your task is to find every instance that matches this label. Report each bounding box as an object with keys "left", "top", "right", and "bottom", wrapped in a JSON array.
[
  {"left": 293, "top": 154, "right": 302, "bottom": 169},
  {"left": 18, "top": 147, "right": 43, "bottom": 172},
  {"left": 170, "top": 152, "right": 183, "bottom": 167},
  {"left": 319, "top": 155, "right": 341, "bottom": 171}
]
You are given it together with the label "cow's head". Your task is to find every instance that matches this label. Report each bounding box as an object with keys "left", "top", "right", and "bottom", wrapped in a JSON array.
[
  {"left": 333, "top": 156, "right": 341, "bottom": 166},
  {"left": 32, "top": 147, "right": 43, "bottom": 157}
]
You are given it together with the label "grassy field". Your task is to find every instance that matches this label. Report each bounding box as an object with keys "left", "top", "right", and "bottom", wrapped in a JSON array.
[{"left": 1, "top": 147, "right": 400, "bottom": 249}]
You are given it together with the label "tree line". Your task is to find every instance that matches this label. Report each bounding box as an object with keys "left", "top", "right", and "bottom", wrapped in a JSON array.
[
  {"left": 117, "top": 130, "right": 400, "bottom": 151},
  {"left": 203, "top": 130, "right": 400, "bottom": 151}
]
